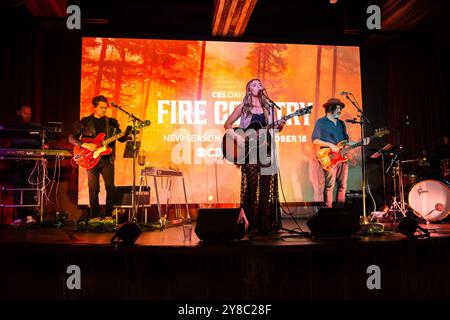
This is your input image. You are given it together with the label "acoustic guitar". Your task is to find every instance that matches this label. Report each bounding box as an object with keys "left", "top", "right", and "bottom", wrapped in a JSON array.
[{"left": 222, "top": 105, "right": 312, "bottom": 164}]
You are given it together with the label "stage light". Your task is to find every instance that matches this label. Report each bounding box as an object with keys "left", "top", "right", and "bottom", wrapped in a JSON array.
[{"left": 398, "top": 216, "right": 430, "bottom": 238}]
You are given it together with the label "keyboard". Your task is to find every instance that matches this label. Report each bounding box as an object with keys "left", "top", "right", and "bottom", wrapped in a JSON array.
[{"left": 0, "top": 148, "right": 72, "bottom": 158}]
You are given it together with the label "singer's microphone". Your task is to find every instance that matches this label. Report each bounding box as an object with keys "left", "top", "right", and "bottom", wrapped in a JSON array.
[
  {"left": 339, "top": 91, "right": 351, "bottom": 95},
  {"left": 111, "top": 102, "right": 118, "bottom": 107},
  {"left": 345, "top": 119, "right": 357, "bottom": 124}
]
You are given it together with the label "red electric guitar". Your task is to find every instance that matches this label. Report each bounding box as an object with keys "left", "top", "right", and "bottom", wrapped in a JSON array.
[
  {"left": 72, "top": 123, "right": 149, "bottom": 169},
  {"left": 316, "top": 128, "right": 389, "bottom": 170}
]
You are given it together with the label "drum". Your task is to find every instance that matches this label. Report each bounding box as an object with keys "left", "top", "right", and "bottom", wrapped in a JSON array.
[{"left": 408, "top": 180, "right": 450, "bottom": 221}]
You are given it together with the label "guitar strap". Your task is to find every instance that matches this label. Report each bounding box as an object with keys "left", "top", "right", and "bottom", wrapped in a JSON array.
[
  {"left": 262, "top": 105, "right": 270, "bottom": 127},
  {"left": 105, "top": 115, "right": 109, "bottom": 139}
]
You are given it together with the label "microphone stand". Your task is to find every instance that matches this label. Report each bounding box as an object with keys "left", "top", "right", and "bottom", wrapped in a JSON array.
[
  {"left": 343, "top": 93, "right": 371, "bottom": 224},
  {"left": 261, "top": 92, "right": 306, "bottom": 238},
  {"left": 110, "top": 103, "right": 150, "bottom": 223}
]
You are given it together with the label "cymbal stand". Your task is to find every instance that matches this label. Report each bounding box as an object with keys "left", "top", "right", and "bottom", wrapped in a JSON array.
[{"left": 386, "top": 155, "right": 407, "bottom": 222}]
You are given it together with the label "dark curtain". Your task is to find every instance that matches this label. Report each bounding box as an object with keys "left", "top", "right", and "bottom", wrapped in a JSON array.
[
  {"left": 386, "top": 20, "right": 450, "bottom": 157},
  {"left": 0, "top": 24, "right": 43, "bottom": 124},
  {"left": 0, "top": 9, "right": 83, "bottom": 222}
]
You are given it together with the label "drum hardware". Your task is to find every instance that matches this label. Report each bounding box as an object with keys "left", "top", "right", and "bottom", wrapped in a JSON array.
[
  {"left": 385, "top": 153, "right": 408, "bottom": 222},
  {"left": 370, "top": 144, "right": 395, "bottom": 205}
]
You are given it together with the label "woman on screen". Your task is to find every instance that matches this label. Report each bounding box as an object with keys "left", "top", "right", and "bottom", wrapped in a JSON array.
[{"left": 224, "top": 79, "right": 285, "bottom": 235}]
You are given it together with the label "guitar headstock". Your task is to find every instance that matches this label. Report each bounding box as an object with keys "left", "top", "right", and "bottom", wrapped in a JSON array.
[
  {"left": 374, "top": 128, "right": 389, "bottom": 138},
  {"left": 297, "top": 105, "right": 312, "bottom": 116},
  {"left": 275, "top": 105, "right": 313, "bottom": 126}
]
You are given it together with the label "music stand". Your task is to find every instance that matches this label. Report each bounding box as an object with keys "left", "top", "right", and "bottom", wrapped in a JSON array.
[{"left": 123, "top": 141, "right": 141, "bottom": 158}]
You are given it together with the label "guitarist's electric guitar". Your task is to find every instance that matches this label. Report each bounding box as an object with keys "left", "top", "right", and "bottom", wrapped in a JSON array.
[
  {"left": 222, "top": 105, "right": 312, "bottom": 164},
  {"left": 316, "top": 128, "right": 389, "bottom": 170},
  {"left": 72, "top": 123, "right": 149, "bottom": 169}
]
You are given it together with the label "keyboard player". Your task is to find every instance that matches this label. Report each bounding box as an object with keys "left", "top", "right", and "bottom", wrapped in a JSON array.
[{"left": 1, "top": 105, "right": 42, "bottom": 225}]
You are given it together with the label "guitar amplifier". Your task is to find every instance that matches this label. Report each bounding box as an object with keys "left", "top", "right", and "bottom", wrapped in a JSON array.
[{"left": 115, "top": 186, "right": 150, "bottom": 205}]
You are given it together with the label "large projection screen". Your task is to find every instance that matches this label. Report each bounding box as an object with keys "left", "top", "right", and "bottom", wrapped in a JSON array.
[{"left": 79, "top": 38, "right": 363, "bottom": 205}]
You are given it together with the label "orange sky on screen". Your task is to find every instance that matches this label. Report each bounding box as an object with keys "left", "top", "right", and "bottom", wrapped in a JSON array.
[{"left": 79, "top": 38, "right": 363, "bottom": 205}]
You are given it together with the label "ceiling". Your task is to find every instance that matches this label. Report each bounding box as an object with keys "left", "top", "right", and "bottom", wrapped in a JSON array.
[{"left": 0, "top": 0, "right": 445, "bottom": 44}]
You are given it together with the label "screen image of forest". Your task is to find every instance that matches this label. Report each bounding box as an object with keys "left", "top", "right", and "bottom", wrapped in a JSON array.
[{"left": 79, "top": 38, "right": 363, "bottom": 205}]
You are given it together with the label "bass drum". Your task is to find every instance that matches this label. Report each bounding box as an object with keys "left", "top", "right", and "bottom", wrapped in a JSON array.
[{"left": 408, "top": 180, "right": 450, "bottom": 221}]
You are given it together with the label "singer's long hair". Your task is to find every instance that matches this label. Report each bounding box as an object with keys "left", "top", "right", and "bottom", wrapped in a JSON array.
[{"left": 242, "top": 79, "right": 270, "bottom": 119}]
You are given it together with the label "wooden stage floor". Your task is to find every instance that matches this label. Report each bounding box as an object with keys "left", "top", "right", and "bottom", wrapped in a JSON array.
[
  {"left": 2, "top": 218, "right": 450, "bottom": 246},
  {"left": 1, "top": 218, "right": 450, "bottom": 300}
]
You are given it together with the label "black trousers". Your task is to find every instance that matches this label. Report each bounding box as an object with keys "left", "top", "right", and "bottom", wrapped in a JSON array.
[{"left": 86, "top": 158, "right": 115, "bottom": 218}]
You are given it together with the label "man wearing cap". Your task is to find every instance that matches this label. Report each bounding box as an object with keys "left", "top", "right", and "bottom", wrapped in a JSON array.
[{"left": 312, "top": 98, "right": 369, "bottom": 208}]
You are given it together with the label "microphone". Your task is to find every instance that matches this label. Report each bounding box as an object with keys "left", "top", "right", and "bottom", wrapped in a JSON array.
[
  {"left": 110, "top": 102, "right": 119, "bottom": 107},
  {"left": 345, "top": 119, "right": 358, "bottom": 124},
  {"left": 339, "top": 91, "right": 351, "bottom": 95}
]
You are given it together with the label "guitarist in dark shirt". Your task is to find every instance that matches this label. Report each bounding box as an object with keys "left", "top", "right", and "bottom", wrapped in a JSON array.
[
  {"left": 69, "top": 95, "right": 131, "bottom": 220},
  {"left": 312, "top": 98, "right": 369, "bottom": 208}
]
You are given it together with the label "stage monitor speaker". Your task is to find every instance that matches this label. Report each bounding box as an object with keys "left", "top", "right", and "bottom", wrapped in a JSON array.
[
  {"left": 110, "top": 221, "right": 142, "bottom": 246},
  {"left": 195, "top": 208, "right": 246, "bottom": 242},
  {"left": 307, "top": 207, "right": 361, "bottom": 238}
]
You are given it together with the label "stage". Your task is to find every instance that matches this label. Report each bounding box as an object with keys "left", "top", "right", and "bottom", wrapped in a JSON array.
[{"left": 1, "top": 218, "right": 450, "bottom": 300}]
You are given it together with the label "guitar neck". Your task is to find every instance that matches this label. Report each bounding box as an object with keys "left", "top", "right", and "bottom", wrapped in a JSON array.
[
  {"left": 267, "top": 117, "right": 287, "bottom": 130},
  {"left": 266, "top": 108, "right": 309, "bottom": 129},
  {"left": 341, "top": 133, "right": 378, "bottom": 154},
  {"left": 102, "top": 131, "right": 126, "bottom": 146}
]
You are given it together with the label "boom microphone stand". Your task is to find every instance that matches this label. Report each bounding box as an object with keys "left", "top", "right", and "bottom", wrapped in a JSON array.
[
  {"left": 261, "top": 90, "right": 306, "bottom": 237},
  {"left": 341, "top": 92, "right": 370, "bottom": 224},
  {"left": 110, "top": 102, "right": 150, "bottom": 222}
]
